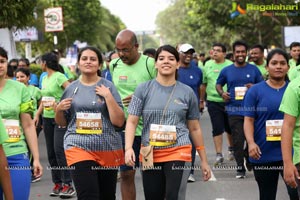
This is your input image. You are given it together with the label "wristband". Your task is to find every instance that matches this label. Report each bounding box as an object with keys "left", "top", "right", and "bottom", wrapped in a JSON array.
[{"left": 196, "top": 146, "right": 205, "bottom": 150}]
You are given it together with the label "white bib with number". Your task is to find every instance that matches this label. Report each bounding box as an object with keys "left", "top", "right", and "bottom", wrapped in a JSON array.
[
  {"left": 266, "top": 119, "right": 282, "bottom": 141},
  {"left": 149, "top": 124, "right": 177, "bottom": 146},
  {"left": 76, "top": 112, "right": 102, "bottom": 134},
  {"left": 235, "top": 86, "right": 247, "bottom": 100},
  {"left": 3, "top": 119, "right": 21, "bottom": 142}
]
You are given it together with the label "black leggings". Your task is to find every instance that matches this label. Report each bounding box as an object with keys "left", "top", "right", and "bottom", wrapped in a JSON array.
[
  {"left": 252, "top": 161, "right": 299, "bottom": 200},
  {"left": 142, "top": 161, "right": 190, "bottom": 200},
  {"left": 70, "top": 160, "right": 118, "bottom": 200}
]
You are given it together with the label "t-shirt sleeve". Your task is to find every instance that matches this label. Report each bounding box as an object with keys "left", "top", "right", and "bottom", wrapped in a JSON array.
[
  {"left": 128, "top": 84, "right": 144, "bottom": 117},
  {"left": 56, "top": 73, "right": 69, "bottom": 87},
  {"left": 187, "top": 89, "right": 200, "bottom": 120},
  {"left": 243, "top": 86, "right": 256, "bottom": 118},
  {"left": 216, "top": 68, "right": 226, "bottom": 86},
  {"left": 255, "top": 67, "right": 264, "bottom": 83},
  {"left": 108, "top": 82, "right": 123, "bottom": 109},
  {"left": 279, "top": 83, "right": 299, "bottom": 117}
]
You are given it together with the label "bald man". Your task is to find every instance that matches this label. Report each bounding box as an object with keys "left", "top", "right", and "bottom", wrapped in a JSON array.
[{"left": 110, "top": 29, "right": 156, "bottom": 200}]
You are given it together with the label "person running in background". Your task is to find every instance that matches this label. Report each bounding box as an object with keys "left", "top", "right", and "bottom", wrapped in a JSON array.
[
  {"left": 110, "top": 29, "right": 156, "bottom": 200},
  {"left": 243, "top": 48, "right": 299, "bottom": 200},
  {"left": 55, "top": 46, "right": 125, "bottom": 200},
  {"left": 249, "top": 44, "right": 268, "bottom": 79},
  {"left": 125, "top": 44, "right": 211, "bottom": 200},
  {"left": 288, "top": 42, "right": 300, "bottom": 70},
  {"left": 201, "top": 43, "right": 234, "bottom": 167},
  {"left": 177, "top": 43, "right": 203, "bottom": 182},
  {"left": 0, "top": 46, "right": 43, "bottom": 199},
  {"left": 34, "top": 52, "right": 74, "bottom": 198},
  {"left": 216, "top": 40, "right": 263, "bottom": 179},
  {"left": 18, "top": 58, "right": 39, "bottom": 87},
  {"left": 15, "top": 67, "right": 42, "bottom": 183},
  {"left": 143, "top": 48, "right": 156, "bottom": 58}
]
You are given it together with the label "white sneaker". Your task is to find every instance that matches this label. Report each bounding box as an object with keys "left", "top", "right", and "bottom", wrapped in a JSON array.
[
  {"left": 188, "top": 174, "right": 195, "bottom": 182},
  {"left": 214, "top": 153, "right": 224, "bottom": 166}
]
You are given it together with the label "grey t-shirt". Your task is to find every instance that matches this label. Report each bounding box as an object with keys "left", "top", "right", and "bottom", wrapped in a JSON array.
[
  {"left": 128, "top": 79, "right": 199, "bottom": 149},
  {"left": 61, "top": 78, "right": 123, "bottom": 152}
]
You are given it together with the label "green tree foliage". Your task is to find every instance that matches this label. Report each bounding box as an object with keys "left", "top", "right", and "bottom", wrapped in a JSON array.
[
  {"left": 156, "top": 0, "right": 300, "bottom": 53},
  {"left": 15, "top": 0, "right": 125, "bottom": 57},
  {"left": 0, "top": 0, "right": 37, "bottom": 28}
]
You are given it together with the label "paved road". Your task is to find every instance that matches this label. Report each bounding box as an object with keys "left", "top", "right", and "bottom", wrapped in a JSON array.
[{"left": 29, "top": 111, "right": 290, "bottom": 200}]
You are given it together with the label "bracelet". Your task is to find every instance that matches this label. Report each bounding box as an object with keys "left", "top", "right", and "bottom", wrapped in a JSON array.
[
  {"left": 196, "top": 146, "right": 205, "bottom": 150},
  {"left": 219, "top": 91, "right": 224, "bottom": 96}
]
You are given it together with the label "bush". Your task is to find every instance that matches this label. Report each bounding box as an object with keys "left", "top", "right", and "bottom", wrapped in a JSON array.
[{"left": 30, "top": 64, "right": 43, "bottom": 78}]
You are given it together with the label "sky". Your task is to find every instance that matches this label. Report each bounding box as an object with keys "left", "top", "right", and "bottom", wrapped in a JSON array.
[{"left": 101, "top": 0, "right": 170, "bottom": 32}]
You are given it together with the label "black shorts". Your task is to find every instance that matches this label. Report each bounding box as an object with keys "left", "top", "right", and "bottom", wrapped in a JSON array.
[
  {"left": 207, "top": 100, "right": 231, "bottom": 136},
  {"left": 120, "top": 134, "right": 141, "bottom": 171}
]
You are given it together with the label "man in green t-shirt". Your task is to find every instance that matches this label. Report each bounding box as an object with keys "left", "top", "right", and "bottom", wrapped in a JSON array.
[
  {"left": 200, "top": 43, "right": 234, "bottom": 166},
  {"left": 288, "top": 42, "right": 300, "bottom": 69},
  {"left": 110, "top": 29, "right": 156, "bottom": 200},
  {"left": 279, "top": 77, "right": 300, "bottom": 195},
  {"left": 250, "top": 44, "right": 267, "bottom": 79}
]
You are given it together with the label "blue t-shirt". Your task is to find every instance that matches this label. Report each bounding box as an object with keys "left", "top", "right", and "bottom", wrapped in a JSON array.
[
  {"left": 178, "top": 65, "right": 202, "bottom": 103},
  {"left": 216, "top": 63, "right": 263, "bottom": 116},
  {"left": 101, "top": 69, "right": 112, "bottom": 82},
  {"left": 29, "top": 73, "right": 39, "bottom": 87},
  {"left": 243, "top": 81, "right": 288, "bottom": 163}
]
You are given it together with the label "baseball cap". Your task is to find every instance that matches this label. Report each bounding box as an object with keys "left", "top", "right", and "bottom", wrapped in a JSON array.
[{"left": 178, "top": 43, "right": 195, "bottom": 53}]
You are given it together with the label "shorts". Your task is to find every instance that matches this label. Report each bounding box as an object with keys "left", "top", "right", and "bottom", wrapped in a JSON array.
[
  {"left": 120, "top": 134, "right": 141, "bottom": 171},
  {"left": 207, "top": 100, "right": 231, "bottom": 137}
]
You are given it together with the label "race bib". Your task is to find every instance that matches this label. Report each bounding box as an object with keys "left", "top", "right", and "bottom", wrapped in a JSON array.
[
  {"left": 41, "top": 96, "right": 55, "bottom": 111},
  {"left": 76, "top": 112, "right": 102, "bottom": 134},
  {"left": 149, "top": 124, "right": 177, "bottom": 146},
  {"left": 235, "top": 86, "right": 247, "bottom": 100},
  {"left": 266, "top": 119, "right": 282, "bottom": 141},
  {"left": 3, "top": 119, "right": 21, "bottom": 143}
]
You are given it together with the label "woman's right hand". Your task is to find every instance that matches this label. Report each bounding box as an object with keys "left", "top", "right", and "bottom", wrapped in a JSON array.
[
  {"left": 248, "top": 142, "right": 261, "bottom": 160},
  {"left": 56, "top": 98, "right": 72, "bottom": 112}
]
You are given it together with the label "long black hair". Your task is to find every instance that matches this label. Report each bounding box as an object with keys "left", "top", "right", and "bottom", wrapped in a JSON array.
[{"left": 41, "top": 52, "right": 64, "bottom": 74}]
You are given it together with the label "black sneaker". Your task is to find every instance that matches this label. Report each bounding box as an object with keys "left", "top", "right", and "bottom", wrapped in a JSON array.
[
  {"left": 50, "top": 183, "right": 63, "bottom": 197},
  {"left": 236, "top": 171, "right": 246, "bottom": 179},
  {"left": 31, "top": 175, "right": 41, "bottom": 183}
]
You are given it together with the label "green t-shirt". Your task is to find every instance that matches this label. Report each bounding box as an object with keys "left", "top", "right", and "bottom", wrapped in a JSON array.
[
  {"left": 0, "top": 80, "right": 32, "bottom": 156},
  {"left": 250, "top": 60, "right": 268, "bottom": 79},
  {"left": 287, "top": 64, "right": 300, "bottom": 81},
  {"left": 289, "top": 59, "right": 297, "bottom": 69},
  {"left": 202, "top": 59, "right": 232, "bottom": 102},
  {"left": 62, "top": 65, "right": 76, "bottom": 81},
  {"left": 279, "top": 78, "right": 300, "bottom": 164},
  {"left": 27, "top": 85, "right": 42, "bottom": 116},
  {"left": 110, "top": 55, "right": 156, "bottom": 136},
  {"left": 0, "top": 115, "right": 8, "bottom": 144},
  {"left": 41, "top": 72, "right": 68, "bottom": 118}
]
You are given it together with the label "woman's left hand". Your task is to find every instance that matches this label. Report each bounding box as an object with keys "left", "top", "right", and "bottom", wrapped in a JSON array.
[{"left": 95, "top": 85, "right": 111, "bottom": 99}]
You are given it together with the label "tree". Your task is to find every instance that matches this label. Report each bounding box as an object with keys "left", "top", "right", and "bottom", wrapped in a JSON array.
[
  {"left": 0, "top": 0, "right": 37, "bottom": 28},
  {"left": 156, "top": 0, "right": 300, "bottom": 53}
]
